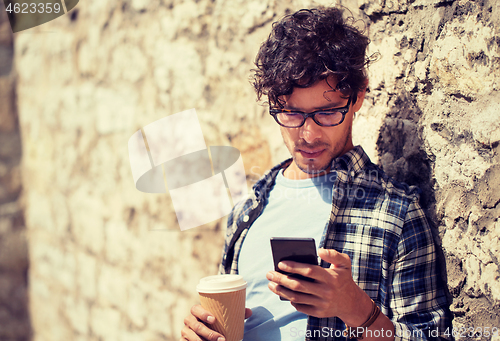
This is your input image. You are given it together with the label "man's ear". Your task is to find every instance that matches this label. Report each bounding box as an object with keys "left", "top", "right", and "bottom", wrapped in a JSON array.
[{"left": 352, "top": 79, "right": 368, "bottom": 112}]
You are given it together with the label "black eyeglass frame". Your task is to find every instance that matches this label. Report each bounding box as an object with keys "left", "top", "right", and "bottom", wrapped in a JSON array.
[{"left": 269, "top": 96, "right": 353, "bottom": 128}]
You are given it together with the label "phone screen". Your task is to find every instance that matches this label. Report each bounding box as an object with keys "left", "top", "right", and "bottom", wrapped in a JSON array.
[{"left": 270, "top": 237, "right": 318, "bottom": 282}]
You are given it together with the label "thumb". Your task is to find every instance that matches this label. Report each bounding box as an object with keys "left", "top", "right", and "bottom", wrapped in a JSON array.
[{"left": 318, "top": 248, "right": 351, "bottom": 269}]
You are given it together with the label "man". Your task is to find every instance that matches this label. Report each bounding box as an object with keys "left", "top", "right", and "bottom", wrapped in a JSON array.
[{"left": 181, "top": 6, "right": 451, "bottom": 341}]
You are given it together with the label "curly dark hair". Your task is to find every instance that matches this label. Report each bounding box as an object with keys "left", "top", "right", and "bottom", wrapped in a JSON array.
[{"left": 252, "top": 7, "right": 372, "bottom": 108}]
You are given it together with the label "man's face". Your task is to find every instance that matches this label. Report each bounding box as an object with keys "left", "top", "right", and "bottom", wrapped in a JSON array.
[{"left": 278, "top": 75, "right": 365, "bottom": 180}]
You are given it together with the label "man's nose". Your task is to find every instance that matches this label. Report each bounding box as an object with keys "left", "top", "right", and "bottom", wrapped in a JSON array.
[{"left": 299, "top": 117, "right": 322, "bottom": 143}]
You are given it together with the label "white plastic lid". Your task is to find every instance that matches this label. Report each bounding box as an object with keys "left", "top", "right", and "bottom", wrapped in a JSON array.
[{"left": 196, "top": 274, "right": 247, "bottom": 294}]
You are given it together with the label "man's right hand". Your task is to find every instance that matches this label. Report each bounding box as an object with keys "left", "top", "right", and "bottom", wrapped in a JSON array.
[{"left": 180, "top": 304, "right": 252, "bottom": 341}]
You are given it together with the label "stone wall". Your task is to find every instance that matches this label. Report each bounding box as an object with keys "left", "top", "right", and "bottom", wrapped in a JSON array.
[
  {"left": 352, "top": 0, "right": 500, "bottom": 335},
  {"left": 13, "top": 0, "right": 280, "bottom": 340},
  {"left": 9, "top": 0, "right": 500, "bottom": 340},
  {"left": 0, "top": 3, "right": 31, "bottom": 340}
]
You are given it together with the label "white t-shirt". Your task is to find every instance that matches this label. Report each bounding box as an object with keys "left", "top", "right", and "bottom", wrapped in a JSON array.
[{"left": 239, "top": 169, "right": 336, "bottom": 341}]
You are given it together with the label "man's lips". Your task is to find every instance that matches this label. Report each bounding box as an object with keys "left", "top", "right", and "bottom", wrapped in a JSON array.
[{"left": 297, "top": 149, "right": 325, "bottom": 158}]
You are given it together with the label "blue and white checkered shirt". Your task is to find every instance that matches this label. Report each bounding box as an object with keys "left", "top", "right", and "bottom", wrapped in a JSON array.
[{"left": 219, "top": 146, "right": 451, "bottom": 340}]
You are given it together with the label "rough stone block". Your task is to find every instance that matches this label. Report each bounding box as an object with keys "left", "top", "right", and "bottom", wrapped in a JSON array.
[
  {"left": 90, "top": 306, "right": 121, "bottom": 341},
  {"left": 0, "top": 230, "right": 28, "bottom": 271},
  {"left": 97, "top": 263, "right": 128, "bottom": 309},
  {"left": 63, "top": 296, "right": 89, "bottom": 335},
  {"left": 76, "top": 250, "right": 97, "bottom": 300},
  {"left": 0, "top": 76, "right": 17, "bottom": 132}
]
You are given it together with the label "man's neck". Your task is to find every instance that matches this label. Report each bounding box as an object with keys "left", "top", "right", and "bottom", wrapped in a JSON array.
[{"left": 283, "top": 163, "right": 331, "bottom": 180}]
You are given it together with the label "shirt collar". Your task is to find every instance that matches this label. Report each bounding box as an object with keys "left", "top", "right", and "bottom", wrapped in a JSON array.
[
  {"left": 252, "top": 145, "right": 370, "bottom": 199},
  {"left": 330, "top": 145, "right": 371, "bottom": 176}
]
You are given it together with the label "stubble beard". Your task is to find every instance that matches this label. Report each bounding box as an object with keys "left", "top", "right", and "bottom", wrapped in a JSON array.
[
  {"left": 293, "top": 127, "right": 352, "bottom": 175},
  {"left": 295, "top": 148, "right": 334, "bottom": 174}
]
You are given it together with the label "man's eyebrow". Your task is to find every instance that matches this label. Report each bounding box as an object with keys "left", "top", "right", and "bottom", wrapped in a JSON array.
[
  {"left": 284, "top": 101, "right": 347, "bottom": 111},
  {"left": 314, "top": 102, "right": 347, "bottom": 110}
]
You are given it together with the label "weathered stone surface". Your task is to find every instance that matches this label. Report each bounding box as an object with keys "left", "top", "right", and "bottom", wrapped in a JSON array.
[
  {"left": 0, "top": 230, "right": 28, "bottom": 270},
  {"left": 7, "top": 0, "right": 500, "bottom": 340},
  {"left": 90, "top": 306, "right": 122, "bottom": 341},
  {"left": 0, "top": 76, "right": 17, "bottom": 132},
  {"left": 0, "top": 2, "right": 30, "bottom": 340},
  {"left": 355, "top": 0, "right": 500, "bottom": 335}
]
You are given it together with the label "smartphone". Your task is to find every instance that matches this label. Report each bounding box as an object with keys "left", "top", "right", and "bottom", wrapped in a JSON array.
[{"left": 270, "top": 237, "right": 318, "bottom": 300}]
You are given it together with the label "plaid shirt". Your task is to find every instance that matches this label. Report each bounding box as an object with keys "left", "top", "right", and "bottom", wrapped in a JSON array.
[{"left": 219, "top": 146, "right": 451, "bottom": 340}]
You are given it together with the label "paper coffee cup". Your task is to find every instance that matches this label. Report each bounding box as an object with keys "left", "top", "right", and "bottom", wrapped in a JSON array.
[{"left": 197, "top": 274, "right": 247, "bottom": 341}]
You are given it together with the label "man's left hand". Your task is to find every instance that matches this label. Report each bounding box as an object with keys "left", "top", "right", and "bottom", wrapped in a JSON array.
[{"left": 266, "top": 248, "right": 371, "bottom": 325}]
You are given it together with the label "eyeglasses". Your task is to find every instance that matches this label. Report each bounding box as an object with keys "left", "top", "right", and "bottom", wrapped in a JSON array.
[{"left": 269, "top": 96, "right": 352, "bottom": 128}]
